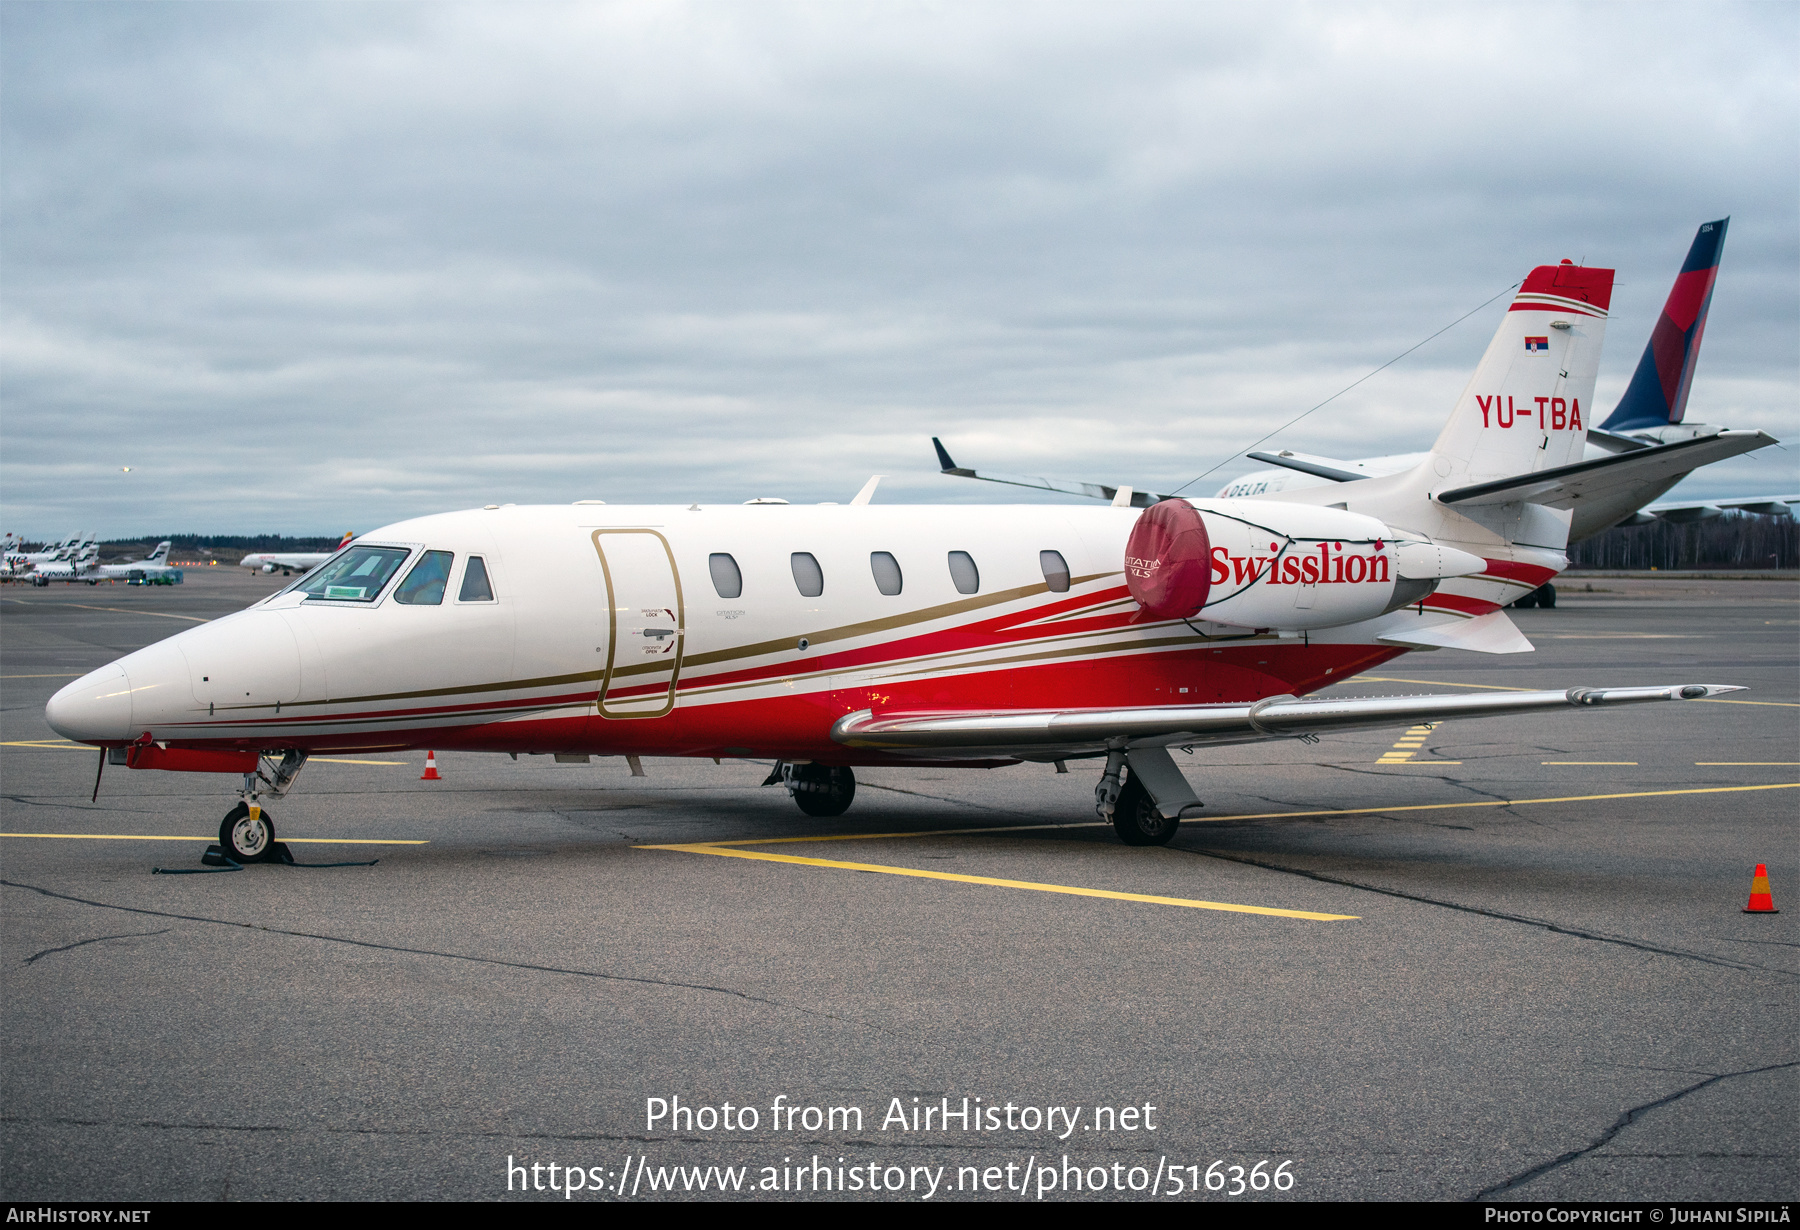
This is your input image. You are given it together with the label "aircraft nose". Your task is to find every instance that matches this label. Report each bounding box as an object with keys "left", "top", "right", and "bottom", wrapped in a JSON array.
[{"left": 46, "top": 663, "right": 133, "bottom": 744}]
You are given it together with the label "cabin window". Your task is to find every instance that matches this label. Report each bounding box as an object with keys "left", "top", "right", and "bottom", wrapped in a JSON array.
[
  {"left": 459, "top": 555, "right": 495, "bottom": 601},
  {"left": 296, "top": 545, "right": 410, "bottom": 603},
  {"left": 870, "top": 551, "right": 903, "bottom": 596},
  {"left": 791, "top": 552, "right": 824, "bottom": 598},
  {"left": 947, "top": 550, "right": 980, "bottom": 595},
  {"left": 709, "top": 553, "right": 743, "bottom": 599},
  {"left": 394, "top": 550, "right": 454, "bottom": 605},
  {"left": 1040, "top": 550, "right": 1070, "bottom": 593}
]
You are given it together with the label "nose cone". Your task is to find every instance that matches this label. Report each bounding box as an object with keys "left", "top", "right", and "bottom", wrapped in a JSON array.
[{"left": 46, "top": 663, "right": 133, "bottom": 744}]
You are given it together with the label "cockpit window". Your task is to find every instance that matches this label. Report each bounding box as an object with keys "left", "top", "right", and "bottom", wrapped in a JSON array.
[
  {"left": 296, "top": 545, "right": 411, "bottom": 603},
  {"left": 394, "top": 550, "right": 454, "bottom": 605},
  {"left": 459, "top": 555, "right": 495, "bottom": 602}
]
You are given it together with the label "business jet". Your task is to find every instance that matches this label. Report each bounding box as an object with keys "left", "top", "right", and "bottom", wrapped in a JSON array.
[
  {"left": 939, "top": 220, "right": 1780, "bottom": 572},
  {"left": 240, "top": 531, "right": 356, "bottom": 575},
  {"left": 47, "top": 256, "right": 1751, "bottom": 863}
]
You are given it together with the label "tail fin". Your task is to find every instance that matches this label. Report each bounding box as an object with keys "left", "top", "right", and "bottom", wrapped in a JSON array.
[
  {"left": 1428, "top": 261, "right": 1614, "bottom": 485},
  {"left": 1600, "top": 218, "right": 1727, "bottom": 432},
  {"left": 146, "top": 541, "right": 172, "bottom": 563},
  {"left": 337, "top": 530, "right": 356, "bottom": 548}
]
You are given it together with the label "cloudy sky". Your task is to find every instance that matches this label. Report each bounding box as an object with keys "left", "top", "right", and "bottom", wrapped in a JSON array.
[{"left": 3, "top": 1, "right": 1795, "bottom": 539}]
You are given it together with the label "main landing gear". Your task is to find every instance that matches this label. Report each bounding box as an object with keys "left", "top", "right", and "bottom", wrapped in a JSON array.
[
  {"left": 767, "top": 762, "right": 857, "bottom": 817},
  {"left": 1094, "top": 748, "right": 1193, "bottom": 846}
]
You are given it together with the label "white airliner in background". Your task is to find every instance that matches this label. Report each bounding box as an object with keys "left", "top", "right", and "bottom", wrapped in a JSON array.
[
  {"left": 93, "top": 541, "right": 182, "bottom": 584},
  {"left": 936, "top": 220, "right": 1786, "bottom": 604},
  {"left": 48, "top": 253, "right": 1747, "bottom": 865},
  {"left": 28, "top": 546, "right": 101, "bottom": 585},
  {"left": 240, "top": 531, "right": 356, "bottom": 575}
]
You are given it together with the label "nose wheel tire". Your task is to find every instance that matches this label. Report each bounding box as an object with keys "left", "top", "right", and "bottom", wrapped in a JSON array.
[
  {"left": 790, "top": 765, "right": 856, "bottom": 817},
  {"left": 219, "top": 802, "right": 276, "bottom": 863},
  {"left": 1112, "top": 775, "right": 1179, "bottom": 846}
]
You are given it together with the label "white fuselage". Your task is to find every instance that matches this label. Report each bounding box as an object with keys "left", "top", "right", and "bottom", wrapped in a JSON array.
[{"left": 44, "top": 497, "right": 1552, "bottom": 763}]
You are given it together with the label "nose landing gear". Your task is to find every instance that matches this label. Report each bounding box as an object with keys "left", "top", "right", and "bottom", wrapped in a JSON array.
[
  {"left": 219, "top": 801, "right": 276, "bottom": 862},
  {"left": 217, "top": 752, "right": 309, "bottom": 862}
]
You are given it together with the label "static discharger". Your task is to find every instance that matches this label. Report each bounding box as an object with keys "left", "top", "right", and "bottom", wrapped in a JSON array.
[
  {"left": 1744, "top": 864, "right": 1778, "bottom": 914},
  {"left": 420, "top": 751, "right": 442, "bottom": 781}
]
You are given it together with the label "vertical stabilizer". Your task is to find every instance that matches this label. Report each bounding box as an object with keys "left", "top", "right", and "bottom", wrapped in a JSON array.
[
  {"left": 1600, "top": 218, "right": 1727, "bottom": 432},
  {"left": 1429, "top": 262, "right": 1614, "bottom": 485}
]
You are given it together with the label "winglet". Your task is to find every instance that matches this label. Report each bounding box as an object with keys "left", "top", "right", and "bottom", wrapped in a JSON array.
[{"left": 850, "top": 475, "right": 883, "bottom": 506}]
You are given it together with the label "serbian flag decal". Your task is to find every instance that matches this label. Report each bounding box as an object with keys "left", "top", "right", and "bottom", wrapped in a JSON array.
[{"left": 1524, "top": 336, "right": 1550, "bottom": 352}]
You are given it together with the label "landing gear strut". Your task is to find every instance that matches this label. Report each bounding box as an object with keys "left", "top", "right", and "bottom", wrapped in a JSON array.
[{"left": 781, "top": 763, "right": 856, "bottom": 817}]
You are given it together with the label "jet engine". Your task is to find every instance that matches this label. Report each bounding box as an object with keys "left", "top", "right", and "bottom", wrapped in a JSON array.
[{"left": 1124, "top": 499, "right": 1485, "bottom": 631}]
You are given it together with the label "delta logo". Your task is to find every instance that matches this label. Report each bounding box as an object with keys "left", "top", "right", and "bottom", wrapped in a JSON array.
[
  {"left": 1210, "top": 542, "right": 1391, "bottom": 587},
  {"left": 1524, "top": 336, "right": 1549, "bottom": 352}
]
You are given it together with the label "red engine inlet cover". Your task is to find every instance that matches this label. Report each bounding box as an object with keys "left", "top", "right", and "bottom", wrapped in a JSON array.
[{"left": 1124, "top": 499, "right": 1212, "bottom": 619}]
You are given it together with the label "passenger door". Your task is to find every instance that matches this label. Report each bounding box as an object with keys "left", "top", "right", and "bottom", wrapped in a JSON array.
[{"left": 592, "top": 529, "right": 685, "bottom": 718}]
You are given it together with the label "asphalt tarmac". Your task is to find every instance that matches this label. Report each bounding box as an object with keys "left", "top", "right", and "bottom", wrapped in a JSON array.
[{"left": 2, "top": 569, "right": 1794, "bottom": 1202}]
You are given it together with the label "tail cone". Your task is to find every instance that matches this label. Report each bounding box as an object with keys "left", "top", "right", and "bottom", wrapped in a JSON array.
[
  {"left": 420, "top": 751, "right": 441, "bottom": 782},
  {"left": 1744, "top": 863, "right": 1778, "bottom": 914}
]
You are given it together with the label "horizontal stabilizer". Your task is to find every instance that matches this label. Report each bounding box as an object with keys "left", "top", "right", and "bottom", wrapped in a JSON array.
[
  {"left": 1244, "top": 450, "right": 1370, "bottom": 483},
  {"left": 1436, "top": 430, "right": 1774, "bottom": 509},
  {"left": 1376, "top": 610, "right": 1533, "bottom": 654},
  {"left": 831, "top": 683, "right": 1743, "bottom": 759}
]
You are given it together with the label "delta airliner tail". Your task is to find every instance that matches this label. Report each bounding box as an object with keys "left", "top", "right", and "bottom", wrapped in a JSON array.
[{"left": 1601, "top": 218, "right": 1727, "bottom": 433}]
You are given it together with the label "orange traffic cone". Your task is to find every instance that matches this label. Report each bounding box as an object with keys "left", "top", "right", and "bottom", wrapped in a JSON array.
[
  {"left": 420, "top": 751, "right": 442, "bottom": 781},
  {"left": 1744, "top": 864, "right": 1778, "bottom": 913}
]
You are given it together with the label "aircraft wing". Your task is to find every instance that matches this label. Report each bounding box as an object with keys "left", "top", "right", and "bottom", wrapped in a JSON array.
[
  {"left": 832, "top": 683, "right": 1742, "bottom": 761},
  {"left": 932, "top": 438, "right": 1171, "bottom": 508},
  {"left": 1635, "top": 493, "right": 1799, "bottom": 523},
  {"left": 1242, "top": 450, "right": 1376, "bottom": 482},
  {"left": 1436, "top": 430, "right": 1775, "bottom": 510}
]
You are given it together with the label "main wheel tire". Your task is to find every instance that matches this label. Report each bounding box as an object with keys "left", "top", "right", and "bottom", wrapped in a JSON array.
[
  {"left": 1511, "top": 590, "right": 1537, "bottom": 609},
  {"left": 219, "top": 802, "right": 276, "bottom": 862},
  {"left": 1112, "top": 775, "right": 1180, "bottom": 846},
  {"left": 1537, "top": 583, "right": 1556, "bottom": 609},
  {"left": 790, "top": 764, "right": 856, "bottom": 818}
]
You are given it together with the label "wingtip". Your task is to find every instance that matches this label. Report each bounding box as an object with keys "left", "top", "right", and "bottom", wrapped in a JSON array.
[
  {"left": 931, "top": 436, "right": 957, "bottom": 471},
  {"left": 1681, "top": 684, "right": 1747, "bottom": 699}
]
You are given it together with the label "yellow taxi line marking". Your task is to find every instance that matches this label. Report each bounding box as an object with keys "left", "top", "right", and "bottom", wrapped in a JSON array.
[
  {"left": 50, "top": 604, "right": 209, "bottom": 623},
  {"left": 1355, "top": 676, "right": 1797, "bottom": 707},
  {"left": 1, "top": 833, "right": 427, "bottom": 845},
  {"left": 1380, "top": 761, "right": 1462, "bottom": 765},
  {"left": 2, "top": 742, "right": 405, "bottom": 765},
  {"left": 639, "top": 843, "right": 1357, "bottom": 921},
  {"left": 704, "top": 821, "right": 1112, "bottom": 847},
  {"left": 1542, "top": 761, "right": 1638, "bottom": 765},
  {"left": 1186, "top": 782, "right": 1800, "bottom": 823}
]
